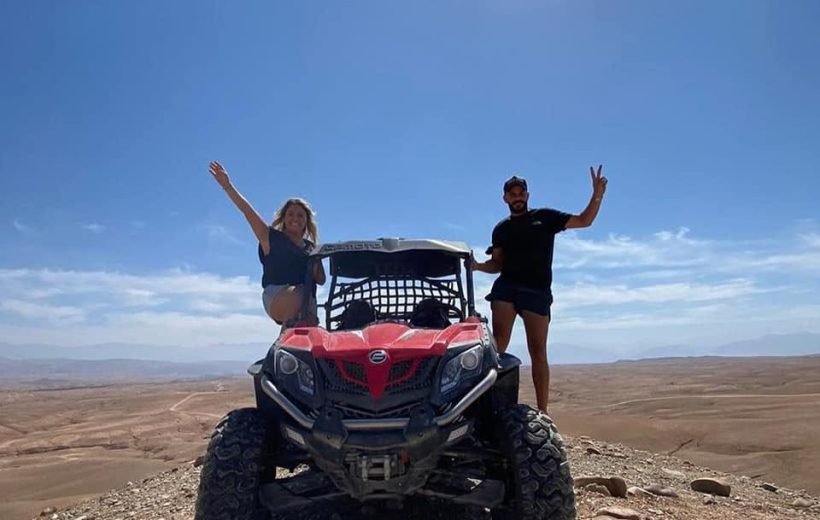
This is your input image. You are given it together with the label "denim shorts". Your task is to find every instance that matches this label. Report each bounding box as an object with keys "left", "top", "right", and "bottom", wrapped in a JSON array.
[
  {"left": 262, "top": 284, "right": 318, "bottom": 321},
  {"left": 262, "top": 284, "right": 289, "bottom": 316},
  {"left": 485, "top": 277, "right": 553, "bottom": 318}
]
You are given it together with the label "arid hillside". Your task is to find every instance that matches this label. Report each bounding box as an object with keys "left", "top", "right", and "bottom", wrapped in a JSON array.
[{"left": 2, "top": 356, "right": 819, "bottom": 519}]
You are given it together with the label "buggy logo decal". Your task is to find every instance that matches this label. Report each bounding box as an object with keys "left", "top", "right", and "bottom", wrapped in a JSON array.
[
  {"left": 320, "top": 242, "right": 384, "bottom": 253},
  {"left": 369, "top": 350, "right": 388, "bottom": 364}
]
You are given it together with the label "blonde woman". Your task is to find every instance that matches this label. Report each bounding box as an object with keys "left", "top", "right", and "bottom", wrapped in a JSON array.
[{"left": 209, "top": 161, "right": 325, "bottom": 326}]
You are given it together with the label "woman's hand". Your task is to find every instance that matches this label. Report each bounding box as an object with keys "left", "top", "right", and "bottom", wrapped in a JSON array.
[
  {"left": 313, "top": 259, "right": 327, "bottom": 285},
  {"left": 209, "top": 161, "right": 231, "bottom": 190}
]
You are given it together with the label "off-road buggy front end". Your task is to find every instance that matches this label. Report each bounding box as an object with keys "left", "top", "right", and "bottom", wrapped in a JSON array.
[{"left": 194, "top": 238, "right": 575, "bottom": 519}]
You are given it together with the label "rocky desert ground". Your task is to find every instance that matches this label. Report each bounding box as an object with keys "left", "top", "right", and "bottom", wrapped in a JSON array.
[{"left": 2, "top": 355, "right": 819, "bottom": 520}]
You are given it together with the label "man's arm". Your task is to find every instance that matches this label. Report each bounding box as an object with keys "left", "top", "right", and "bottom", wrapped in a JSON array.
[
  {"left": 566, "top": 164, "right": 608, "bottom": 229},
  {"left": 566, "top": 194, "right": 603, "bottom": 229},
  {"left": 472, "top": 247, "right": 504, "bottom": 274}
]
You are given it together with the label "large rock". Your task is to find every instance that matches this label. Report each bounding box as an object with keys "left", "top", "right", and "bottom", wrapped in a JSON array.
[
  {"left": 627, "top": 486, "right": 654, "bottom": 498},
  {"left": 761, "top": 482, "right": 779, "bottom": 493},
  {"left": 586, "top": 483, "right": 612, "bottom": 496},
  {"left": 691, "top": 477, "right": 731, "bottom": 497},
  {"left": 574, "top": 476, "right": 628, "bottom": 498},
  {"left": 595, "top": 506, "right": 643, "bottom": 520},
  {"left": 662, "top": 468, "right": 686, "bottom": 479},
  {"left": 645, "top": 484, "right": 679, "bottom": 498}
]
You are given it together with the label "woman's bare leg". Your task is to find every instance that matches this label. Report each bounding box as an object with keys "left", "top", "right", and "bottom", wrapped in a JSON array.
[{"left": 267, "top": 286, "right": 319, "bottom": 326}]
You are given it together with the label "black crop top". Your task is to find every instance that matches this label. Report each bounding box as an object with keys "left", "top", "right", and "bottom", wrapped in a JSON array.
[{"left": 258, "top": 227, "right": 314, "bottom": 287}]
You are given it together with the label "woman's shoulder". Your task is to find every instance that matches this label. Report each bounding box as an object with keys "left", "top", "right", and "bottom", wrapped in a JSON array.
[{"left": 267, "top": 226, "right": 286, "bottom": 240}]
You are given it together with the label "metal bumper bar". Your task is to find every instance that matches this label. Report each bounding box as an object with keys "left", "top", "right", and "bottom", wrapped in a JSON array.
[{"left": 260, "top": 369, "right": 498, "bottom": 432}]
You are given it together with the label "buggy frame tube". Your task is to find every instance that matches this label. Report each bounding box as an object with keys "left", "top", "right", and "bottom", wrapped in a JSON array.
[
  {"left": 324, "top": 256, "right": 338, "bottom": 330},
  {"left": 465, "top": 255, "right": 477, "bottom": 317},
  {"left": 300, "top": 257, "right": 318, "bottom": 325}
]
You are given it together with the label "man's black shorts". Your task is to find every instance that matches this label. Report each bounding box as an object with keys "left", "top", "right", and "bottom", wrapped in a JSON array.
[{"left": 485, "top": 277, "right": 552, "bottom": 318}]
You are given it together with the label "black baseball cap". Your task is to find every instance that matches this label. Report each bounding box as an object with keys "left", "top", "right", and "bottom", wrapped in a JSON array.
[{"left": 503, "top": 175, "right": 528, "bottom": 192}]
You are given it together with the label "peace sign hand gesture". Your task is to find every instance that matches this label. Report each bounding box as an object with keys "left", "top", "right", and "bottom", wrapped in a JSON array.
[{"left": 590, "top": 164, "right": 608, "bottom": 200}]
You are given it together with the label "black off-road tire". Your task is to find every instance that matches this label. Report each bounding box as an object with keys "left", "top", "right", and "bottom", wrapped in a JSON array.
[
  {"left": 194, "top": 408, "right": 270, "bottom": 520},
  {"left": 491, "top": 404, "right": 576, "bottom": 520}
]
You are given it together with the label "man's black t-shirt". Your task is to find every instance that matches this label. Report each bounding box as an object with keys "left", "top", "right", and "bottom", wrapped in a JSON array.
[
  {"left": 258, "top": 227, "right": 314, "bottom": 287},
  {"left": 491, "top": 208, "right": 572, "bottom": 291}
]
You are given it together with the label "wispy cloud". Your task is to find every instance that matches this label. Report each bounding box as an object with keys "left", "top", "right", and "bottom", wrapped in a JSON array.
[
  {"left": 553, "top": 279, "right": 773, "bottom": 308},
  {"left": 555, "top": 227, "right": 820, "bottom": 274},
  {"left": 469, "top": 225, "right": 820, "bottom": 355},
  {"left": 800, "top": 232, "right": 820, "bottom": 248},
  {"left": 12, "top": 218, "right": 32, "bottom": 233},
  {"left": 0, "top": 299, "right": 86, "bottom": 325},
  {"left": 0, "top": 267, "right": 269, "bottom": 346},
  {"left": 205, "top": 224, "right": 246, "bottom": 245},
  {"left": 1, "top": 226, "right": 818, "bottom": 352},
  {"left": 82, "top": 223, "right": 105, "bottom": 233}
]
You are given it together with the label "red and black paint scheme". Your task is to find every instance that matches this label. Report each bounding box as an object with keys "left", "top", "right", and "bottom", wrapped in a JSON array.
[
  {"left": 253, "top": 318, "right": 519, "bottom": 501},
  {"left": 195, "top": 240, "right": 575, "bottom": 520}
]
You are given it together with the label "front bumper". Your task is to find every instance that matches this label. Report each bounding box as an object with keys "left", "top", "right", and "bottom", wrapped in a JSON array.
[
  {"left": 259, "top": 369, "right": 497, "bottom": 497},
  {"left": 260, "top": 368, "right": 497, "bottom": 431}
]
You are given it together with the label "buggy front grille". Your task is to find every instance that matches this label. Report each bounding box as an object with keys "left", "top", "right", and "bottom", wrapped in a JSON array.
[{"left": 317, "top": 357, "right": 440, "bottom": 399}]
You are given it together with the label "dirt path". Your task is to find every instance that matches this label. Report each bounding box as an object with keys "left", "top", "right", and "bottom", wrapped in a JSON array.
[
  {"left": 605, "top": 392, "right": 820, "bottom": 408},
  {"left": 168, "top": 392, "right": 224, "bottom": 419}
]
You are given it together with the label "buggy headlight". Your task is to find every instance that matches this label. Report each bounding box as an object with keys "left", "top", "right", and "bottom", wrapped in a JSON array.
[
  {"left": 276, "top": 350, "right": 315, "bottom": 396},
  {"left": 440, "top": 345, "right": 483, "bottom": 393}
]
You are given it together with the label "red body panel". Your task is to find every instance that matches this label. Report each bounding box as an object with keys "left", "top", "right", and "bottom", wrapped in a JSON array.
[{"left": 279, "top": 323, "right": 482, "bottom": 399}]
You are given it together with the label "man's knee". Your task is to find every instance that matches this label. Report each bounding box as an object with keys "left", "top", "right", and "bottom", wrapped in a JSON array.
[{"left": 527, "top": 343, "right": 548, "bottom": 364}]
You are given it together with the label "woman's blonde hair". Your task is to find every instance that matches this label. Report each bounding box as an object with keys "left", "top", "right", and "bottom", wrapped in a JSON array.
[{"left": 271, "top": 197, "right": 319, "bottom": 244}]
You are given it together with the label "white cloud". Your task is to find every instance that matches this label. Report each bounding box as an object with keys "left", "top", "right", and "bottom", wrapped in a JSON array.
[
  {"left": 800, "top": 233, "right": 820, "bottom": 248},
  {"left": 555, "top": 228, "right": 713, "bottom": 269},
  {"left": 0, "top": 299, "right": 86, "bottom": 324},
  {"left": 469, "top": 226, "right": 820, "bottom": 358},
  {"left": 120, "top": 288, "right": 168, "bottom": 307},
  {"left": 555, "top": 227, "right": 820, "bottom": 275},
  {"left": 12, "top": 219, "right": 32, "bottom": 233},
  {"left": 82, "top": 223, "right": 105, "bottom": 233},
  {"left": 0, "top": 267, "right": 261, "bottom": 317},
  {"left": 553, "top": 279, "right": 771, "bottom": 308},
  {"left": 0, "top": 312, "right": 275, "bottom": 347},
  {"left": 0, "top": 226, "right": 817, "bottom": 352},
  {"left": 205, "top": 224, "right": 246, "bottom": 245},
  {"left": 0, "top": 267, "right": 274, "bottom": 346}
]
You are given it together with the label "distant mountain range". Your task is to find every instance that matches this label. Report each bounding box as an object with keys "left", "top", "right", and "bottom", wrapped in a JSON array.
[
  {"left": 622, "top": 332, "right": 820, "bottom": 361},
  {"left": 0, "top": 333, "right": 817, "bottom": 383},
  {"left": 0, "top": 357, "right": 251, "bottom": 384},
  {"left": 0, "top": 341, "right": 273, "bottom": 363}
]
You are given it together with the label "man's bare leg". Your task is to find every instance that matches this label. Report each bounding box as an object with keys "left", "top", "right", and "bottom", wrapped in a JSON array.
[
  {"left": 521, "top": 311, "right": 551, "bottom": 414},
  {"left": 491, "top": 300, "right": 517, "bottom": 354}
]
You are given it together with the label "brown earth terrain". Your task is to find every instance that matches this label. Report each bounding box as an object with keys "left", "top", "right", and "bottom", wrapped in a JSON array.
[
  {"left": 43, "top": 433, "right": 820, "bottom": 520},
  {"left": 1, "top": 356, "right": 819, "bottom": 519},
  {"left": 0, "top": 379, "right": 256, "bottom": 520},
  {"left": 539, "top": 355, "right": 820, "bottom": 496}
]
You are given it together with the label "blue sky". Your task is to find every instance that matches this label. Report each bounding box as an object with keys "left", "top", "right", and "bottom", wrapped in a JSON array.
[{"left": 1, "top": 0, "right": 819, "bottom": 359}]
